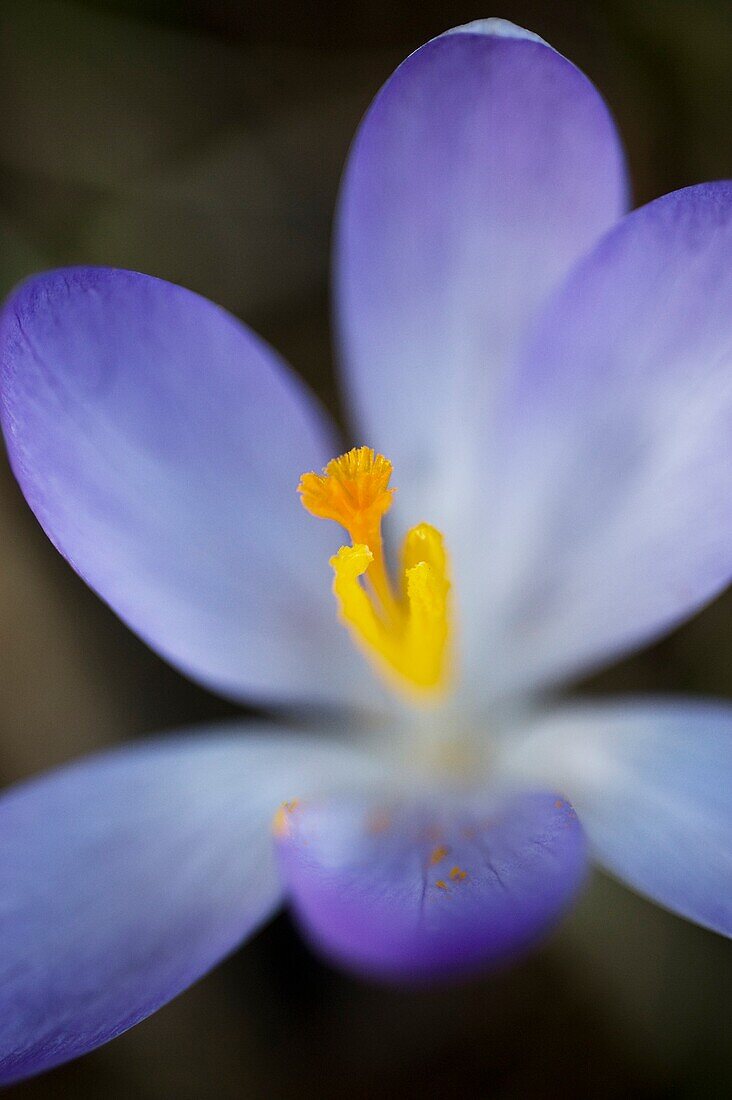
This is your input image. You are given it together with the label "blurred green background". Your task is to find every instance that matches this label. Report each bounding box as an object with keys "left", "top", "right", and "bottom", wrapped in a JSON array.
[{"left": 1, "top": 0, "right": 731, "bottom": 1096}]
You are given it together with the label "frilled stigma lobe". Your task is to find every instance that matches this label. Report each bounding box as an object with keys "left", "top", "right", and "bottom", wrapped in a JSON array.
[{"left": 298, "top": 447, "right": 451, "bottom": 700}]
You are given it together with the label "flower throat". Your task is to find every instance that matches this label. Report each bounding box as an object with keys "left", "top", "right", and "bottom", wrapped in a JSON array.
[{"left": 298, "top": 446, "right": 451, "bottom": 702}]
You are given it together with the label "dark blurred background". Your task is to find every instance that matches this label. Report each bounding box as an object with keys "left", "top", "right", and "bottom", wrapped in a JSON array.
[{"left": 0, "top": 1, "right": 731, "bottom": 1095}]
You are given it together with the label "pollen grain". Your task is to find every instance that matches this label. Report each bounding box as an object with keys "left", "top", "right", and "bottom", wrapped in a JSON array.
[{"left": 272, "top": 799, "right": 301, "bottom": 839}]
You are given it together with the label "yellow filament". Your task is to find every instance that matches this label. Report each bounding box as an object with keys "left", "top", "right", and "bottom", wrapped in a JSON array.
[{"left": 298, "top": 447, "right": 451, "bottom": 701}]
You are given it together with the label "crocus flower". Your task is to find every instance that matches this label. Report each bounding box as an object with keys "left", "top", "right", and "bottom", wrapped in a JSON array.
[{"left": 0, "top": 17, "right": 730, "bottom": 1085}]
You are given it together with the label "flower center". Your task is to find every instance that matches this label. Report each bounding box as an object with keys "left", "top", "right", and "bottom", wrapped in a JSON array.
[{"left": 298, "top": 446, "right": 451, "bottom": 702}]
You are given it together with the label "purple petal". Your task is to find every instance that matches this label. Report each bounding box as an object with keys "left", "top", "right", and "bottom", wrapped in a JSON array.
[
  {"left": 477, "top": 182, "right": 732, "bottom": 697},
  {"left": 503, "top": 699, "right": 732, "bottom": 938},
  {"left": 336, "top": 20, "right": 627, "bottom": 536},
  {"left": 0, "top": 267, "right": 367, "bottom": 709},
  {"left": 0, "top": 725, "right": 383, "bottom": 1085},
  {"left": 275, "top": 788, "right": 587, "bottom": 982}
]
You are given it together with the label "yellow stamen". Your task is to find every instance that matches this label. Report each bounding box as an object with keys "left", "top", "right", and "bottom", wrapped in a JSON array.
[{"left": 298, "top": 446, "right": 451, "bottom": 701}]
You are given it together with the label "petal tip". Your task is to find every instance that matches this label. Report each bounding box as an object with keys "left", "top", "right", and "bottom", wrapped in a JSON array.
[
  {"left": 277, "top": 790, "right": 588, "bottom": 984},
  {"left": 441, "top": 18, "right": 548, "bottom": 47}
]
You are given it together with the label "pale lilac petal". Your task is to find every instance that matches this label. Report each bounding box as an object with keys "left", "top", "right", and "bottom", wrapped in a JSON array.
[
  {"left": 276, "top": 787, "right": 586, "bottom": 982},
  {"left": 0, "top": 725, "right": 383, "bottom": 1085},
  {"left": 336, "top": 20, "right": 627, "bottom": 541},
  {"left": 502, "top": 699, "right": 732, "bottom": 936},
  {"left": 477, "top": 182, "right": 732, "bottom": 697},
  {"left": 0, "top": 267, "right": 367, "bottom": 709}
]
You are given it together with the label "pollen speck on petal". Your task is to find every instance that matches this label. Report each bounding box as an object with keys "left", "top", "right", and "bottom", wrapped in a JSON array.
[{"left": 272, "top": 799, "right": 301, "bottom": 839}]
